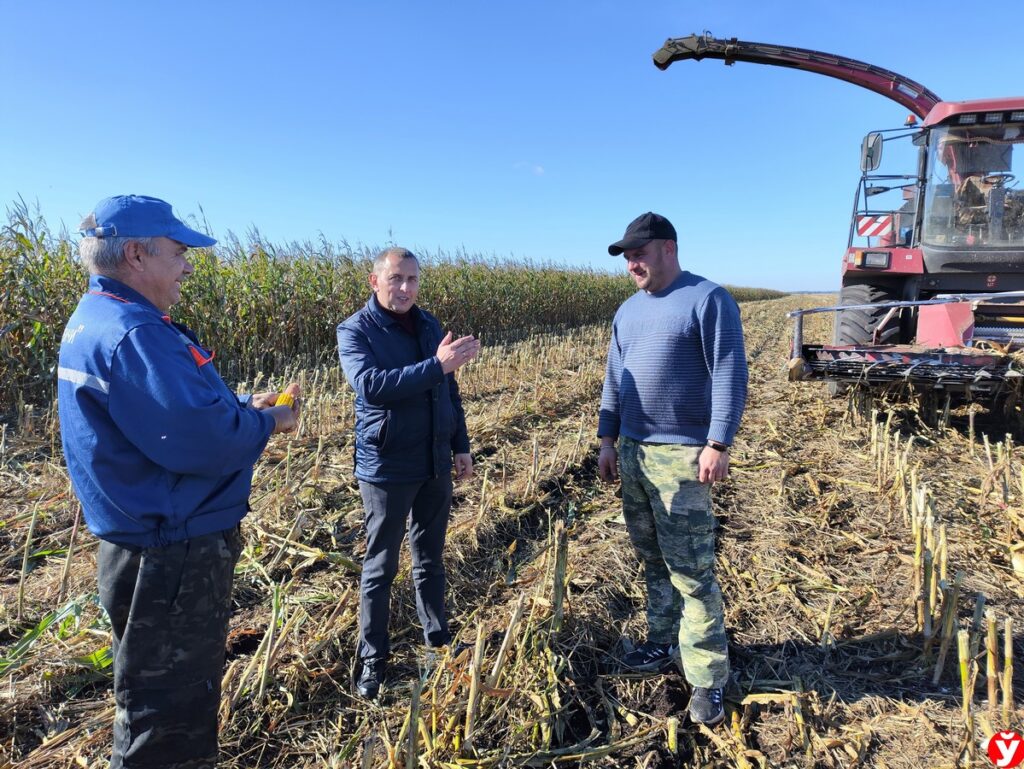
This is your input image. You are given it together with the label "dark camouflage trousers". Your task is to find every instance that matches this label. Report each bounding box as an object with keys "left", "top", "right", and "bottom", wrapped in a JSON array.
[
  {"left": 618, "top": 437, "right": 729, "bottom": 688},
  {"left": 97, "top": 527, "right": 243, "bottom": 769}
]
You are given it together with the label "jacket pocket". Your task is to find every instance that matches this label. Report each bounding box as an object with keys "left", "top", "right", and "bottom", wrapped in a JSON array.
[
  {"left": 377, "top": 412, "right": 392, "bottom": 450},
  {"left": 358, "top": 410, "right": 389, "bottom": 448}
]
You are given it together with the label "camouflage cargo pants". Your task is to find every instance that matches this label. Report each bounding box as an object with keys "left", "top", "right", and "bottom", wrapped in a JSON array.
[
  {"left": 97, "top": 527, "right": 243, "bottom": 769},
  {"left": 618, "top": 436, "right": 729, "bottom": 688}
]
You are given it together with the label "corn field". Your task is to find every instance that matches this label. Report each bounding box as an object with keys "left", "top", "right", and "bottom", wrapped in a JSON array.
[
  {"left": 2, "top": 203, "right": 1022, "bottom": 767},
  {"left": 0, "top": 201, "right": 782, "bottom": 412}
]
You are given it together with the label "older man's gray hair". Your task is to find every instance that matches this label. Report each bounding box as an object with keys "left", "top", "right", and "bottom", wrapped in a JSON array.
[
  {"left": 78, "top": 214, "right": 156, "bottom": 274},
  {"left": 373, "top": 247, "right": 419, "bottom": 274}
]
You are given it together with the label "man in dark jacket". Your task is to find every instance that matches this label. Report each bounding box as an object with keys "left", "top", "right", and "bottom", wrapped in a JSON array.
[
  {"left": 337, "top": 246, "right": 478, "bottom": 699},
  {"left": 58, "top": 195, "right": 299, "bottom": 768}
]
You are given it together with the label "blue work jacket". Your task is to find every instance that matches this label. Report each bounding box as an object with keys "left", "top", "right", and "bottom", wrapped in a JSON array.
[
  {"left": 57, "top": 275, "right": 274, "bottom": 547},
  {"left": 337, "top": 295, "right": 470, "bottom": 483}
]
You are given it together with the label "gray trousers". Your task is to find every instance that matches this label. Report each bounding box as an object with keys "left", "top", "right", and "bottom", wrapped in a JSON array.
[
  {"left": 97, "top": 527, "right": 242, "bottom": 769},
  {"left": 357, "top": 475, "right": 453, "bottom": 660}
]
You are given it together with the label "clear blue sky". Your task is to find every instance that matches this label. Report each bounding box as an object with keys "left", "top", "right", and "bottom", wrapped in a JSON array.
[{"left": 3, "top": 1, "right": 1022, "bottom": 291}]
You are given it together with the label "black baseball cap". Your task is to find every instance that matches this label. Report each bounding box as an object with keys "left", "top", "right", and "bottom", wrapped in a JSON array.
[{"left": 608, "top": 212, "right": 677, "bottom": 255}]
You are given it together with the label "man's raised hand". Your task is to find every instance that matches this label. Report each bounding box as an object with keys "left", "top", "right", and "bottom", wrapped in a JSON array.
[{"left": 437, "top": 331, "right": 480, "bottom": 374}]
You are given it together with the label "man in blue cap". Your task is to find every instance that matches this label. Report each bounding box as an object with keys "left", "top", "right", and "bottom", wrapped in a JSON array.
[{"left": 58, "top": 195, "right": 299, "bottom": 768}]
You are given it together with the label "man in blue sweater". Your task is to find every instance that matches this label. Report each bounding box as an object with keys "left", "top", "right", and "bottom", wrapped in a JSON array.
[
  {"left": 597, "top": 212, "right": 748, "bottom": 727},
  {"left": 58, "top": 195, "right": 299, "bottom": 768},
  {"left": 337, "top": 247, "right": 479, "bottom": 700}
]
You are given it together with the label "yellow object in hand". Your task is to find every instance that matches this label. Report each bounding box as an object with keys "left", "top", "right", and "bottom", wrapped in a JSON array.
[{"left": 277, "top": 383, "right": 300, "bottom": 409}]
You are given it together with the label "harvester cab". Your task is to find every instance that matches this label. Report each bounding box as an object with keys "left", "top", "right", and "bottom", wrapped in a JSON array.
[{"left": 654, "top": 33, "right": 1024, "bottom": 410}]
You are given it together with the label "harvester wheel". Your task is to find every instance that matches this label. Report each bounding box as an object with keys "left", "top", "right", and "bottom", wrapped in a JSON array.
[
  {"left": 828, "top": 282, "right": 902, "bottom": 397},
  {"left": 833, "top": 282, "right": 901, "bottom": 347}
]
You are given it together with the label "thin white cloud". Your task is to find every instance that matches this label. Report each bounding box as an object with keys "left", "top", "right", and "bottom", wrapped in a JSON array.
[{"left": 514, "top": 161, "right": 545, "bottom": 176}]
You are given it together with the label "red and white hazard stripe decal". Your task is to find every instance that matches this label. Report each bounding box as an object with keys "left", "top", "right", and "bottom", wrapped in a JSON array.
[{"left": 857, "top": 215, "right": 894, "bottom": 237}]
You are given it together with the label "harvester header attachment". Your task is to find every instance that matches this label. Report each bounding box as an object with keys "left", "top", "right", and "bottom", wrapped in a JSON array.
[{"left": 787, "top": 294, "right": 1024, "bottom": 397}]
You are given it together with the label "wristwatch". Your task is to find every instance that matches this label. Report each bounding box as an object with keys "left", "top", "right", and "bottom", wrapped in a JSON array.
[{"left": 706, "top": 440, "right": 729, "bottom": 453}]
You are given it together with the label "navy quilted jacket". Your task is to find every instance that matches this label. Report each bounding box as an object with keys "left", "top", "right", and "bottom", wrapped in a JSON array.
[{"left": 337, "top": 295, "right": 470, "bottom": 483}]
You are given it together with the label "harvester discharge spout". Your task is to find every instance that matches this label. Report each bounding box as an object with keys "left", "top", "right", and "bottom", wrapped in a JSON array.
[{"left": 653, "top": 32, "right": 942, "bottom": 119}]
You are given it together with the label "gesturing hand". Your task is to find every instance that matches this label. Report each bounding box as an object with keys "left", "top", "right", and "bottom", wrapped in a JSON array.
[{"left": 437, "top": 331, "right": 480, "bottom": 374}]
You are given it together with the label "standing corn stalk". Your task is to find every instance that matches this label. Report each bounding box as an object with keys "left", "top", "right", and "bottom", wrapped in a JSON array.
[
  {"left": 958, "top": 629, "right": 976, "bottom": 766},
  {"left": 987, "top": 610, "right": 999, "bottom": 725},
  {"left": 1004, "top": 617, "right": 1015, "bottom": 728},
  {"left": 551, "top": 519, "right": 569, "bottom": 633},
  {"left": 463, "top": 623, "right": 487, "bottom": 754}
]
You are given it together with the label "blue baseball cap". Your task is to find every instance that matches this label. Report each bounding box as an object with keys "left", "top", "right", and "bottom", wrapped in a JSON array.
[{"left": 80, "top": 195, "right": 217, "bottom": 247}]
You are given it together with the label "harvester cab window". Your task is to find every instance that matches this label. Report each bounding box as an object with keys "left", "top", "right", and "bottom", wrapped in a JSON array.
[
  {"left": 853, "top": 129, "right": 918, "bottom": 249},
  {"left": 924, "top": 124, "right": 1024, "bottom": 247}
]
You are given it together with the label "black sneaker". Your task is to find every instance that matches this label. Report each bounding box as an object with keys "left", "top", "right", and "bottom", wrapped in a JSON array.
[
  {"left": 688, "top": 686, "right": 725, "bottom": 726},
  {"left": 619, "top": 641, "right": 678, "bottom": 672},
  {"left": 356, "top": 657, "right": 386, "bottom": 700}
]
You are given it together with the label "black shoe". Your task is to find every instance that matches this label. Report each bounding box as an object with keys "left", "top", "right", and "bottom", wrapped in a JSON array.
[
  {"left": 619, "top": 641, "right": 678, "bottom": 672},
  {"left": 356, "top": 657, "right": 386, "bottom": 700},
  {"left": 688, "top": 686, "right": 725, "bottom": 726}
]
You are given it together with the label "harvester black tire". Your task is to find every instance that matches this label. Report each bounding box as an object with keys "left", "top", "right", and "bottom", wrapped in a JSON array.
[
  {"left": 833, "top": 282, "right": 901, "bottom": 347},
  {"left": 828, "top": 282, "right": 901, "bottom": 397}
]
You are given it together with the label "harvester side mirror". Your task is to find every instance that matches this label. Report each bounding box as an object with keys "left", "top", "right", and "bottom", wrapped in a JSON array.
[{"left": 861, "top": 133, "right": 883, "bottom": 172}]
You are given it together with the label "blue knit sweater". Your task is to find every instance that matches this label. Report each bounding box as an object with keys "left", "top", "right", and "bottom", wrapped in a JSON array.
[{"left": 598, "top": 271, "right": 748, "bottom": 446}]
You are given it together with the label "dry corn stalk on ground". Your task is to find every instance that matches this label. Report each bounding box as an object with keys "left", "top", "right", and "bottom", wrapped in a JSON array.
[{"left": 0, "top": 294, "right": 1022, "bottom": 768}]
